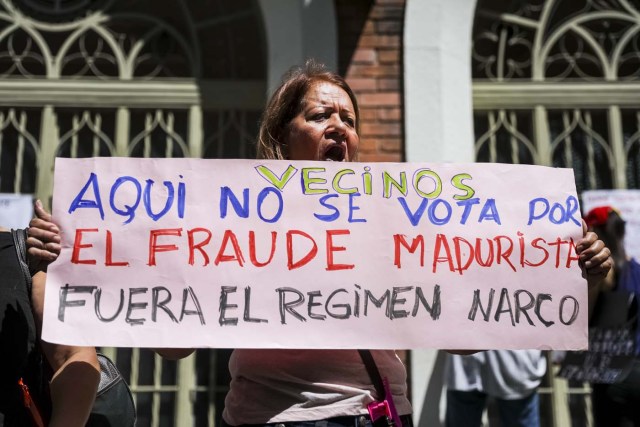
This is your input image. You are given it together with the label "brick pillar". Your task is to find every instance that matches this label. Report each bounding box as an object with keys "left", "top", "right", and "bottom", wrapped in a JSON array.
[{"left": 335, "top": 0, "right": 405, "bottom": 162}]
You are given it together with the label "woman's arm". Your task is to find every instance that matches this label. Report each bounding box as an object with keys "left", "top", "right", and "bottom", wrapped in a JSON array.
[
  {"left": 22, "top": 204, "right": 100, "bottom": 425},
  {"left": 32, "top": 270, "right": 100, "bottom": 427},
  {"left": 575, "top": 222, "right": 614, "bottom": 321},
  {"left": 587, "top": 266, "right": 615, "bottom": 322}
]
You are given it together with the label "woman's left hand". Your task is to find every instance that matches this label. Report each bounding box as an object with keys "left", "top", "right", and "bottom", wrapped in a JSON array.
[
  {"left": 575, "top": 220, "right": 613, "bottom": 287},
  {"left": 27, "top": 199, "right": 61, "bottom": 270}
]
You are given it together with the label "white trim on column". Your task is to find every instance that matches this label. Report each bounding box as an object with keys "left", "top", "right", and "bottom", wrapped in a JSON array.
[
  {"left": 404, "top": 0, "right": 477, "bottom": 426},
  {"left": 259, "top": 0, "right": 338, "bottom": 96},
  {"left": 474, "top": 81, "right": 640, "bottom": 109},
  {"left": 404, "top": 0, "right": 476, "bottom": 163},
  {"left": 0, "top": 79, "right": 265, "bottom": 109}
]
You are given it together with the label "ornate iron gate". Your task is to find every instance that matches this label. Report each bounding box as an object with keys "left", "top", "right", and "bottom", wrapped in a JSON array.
[
  {"left": 472, "top": 0, "right": 640, "bottom": 425},
  {"left": 0, "top": 1, "right": 266, "bottom": 425}
]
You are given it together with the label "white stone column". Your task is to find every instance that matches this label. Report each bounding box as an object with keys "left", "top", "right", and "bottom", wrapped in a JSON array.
[{"left": 404, "top": 0, "right": 476, "bottom": 163}]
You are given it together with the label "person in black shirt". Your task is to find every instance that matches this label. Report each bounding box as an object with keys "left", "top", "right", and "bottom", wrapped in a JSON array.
[{"left": 0, "top": 200, "right": 99, "bottom": 427}]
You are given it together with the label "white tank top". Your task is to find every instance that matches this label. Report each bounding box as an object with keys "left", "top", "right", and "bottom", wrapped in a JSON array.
[{"left": 223, "top": 349, "right": 412, "bottom": 425}]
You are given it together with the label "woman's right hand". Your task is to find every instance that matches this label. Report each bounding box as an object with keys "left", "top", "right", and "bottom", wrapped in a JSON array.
[{"left": 27, "top": 199, "right": 61, "bottom": 270}]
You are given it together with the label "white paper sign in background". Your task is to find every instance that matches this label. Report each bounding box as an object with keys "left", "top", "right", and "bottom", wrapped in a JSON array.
[
  {"left": 0, "top": 193, "right": 33, "bottom": 229},
  {"left": 582, "top": 190, "right": 640, "bottom": 260}
]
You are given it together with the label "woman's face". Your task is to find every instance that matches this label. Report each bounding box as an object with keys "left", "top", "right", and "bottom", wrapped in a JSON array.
[{"left": 284, "top": 81, "right": 359, "bottom": 162}]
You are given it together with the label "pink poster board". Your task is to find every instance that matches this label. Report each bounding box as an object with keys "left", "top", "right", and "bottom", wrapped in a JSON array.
[{"left": 42, "top": 157, "right": 588, "bottom": 350}]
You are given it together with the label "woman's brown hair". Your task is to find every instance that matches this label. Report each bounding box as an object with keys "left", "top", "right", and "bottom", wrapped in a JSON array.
[{"left": 256, "top": 59, "right": 360, "bottom": 160}]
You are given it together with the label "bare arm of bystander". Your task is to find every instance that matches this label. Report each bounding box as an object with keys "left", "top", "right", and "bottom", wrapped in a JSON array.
[{"left": 31, "top": 271, "right": 100, "bottom": 427}]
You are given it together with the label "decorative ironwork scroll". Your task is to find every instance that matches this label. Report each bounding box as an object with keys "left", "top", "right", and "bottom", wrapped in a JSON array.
[{"left": 473, "top": 0, "right": 640, "bottom": 81}]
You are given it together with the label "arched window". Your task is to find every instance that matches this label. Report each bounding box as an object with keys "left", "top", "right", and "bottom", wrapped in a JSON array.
[
  {"left": 471, "top": 1, "right": 640, "bottom": 424},
  {"left": 0, "top": 0, "right": 266, "bottom": 200},
  {"left": 0, "top": 1, "right": 266, "bottom": 424},
  {"left": 473, "top": 0, "right": 640, "bottom": 195}
]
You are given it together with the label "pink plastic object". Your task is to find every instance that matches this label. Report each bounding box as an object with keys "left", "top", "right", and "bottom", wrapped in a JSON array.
[{"left": 366, "top": 377, "right": 402, "bottom": 427}]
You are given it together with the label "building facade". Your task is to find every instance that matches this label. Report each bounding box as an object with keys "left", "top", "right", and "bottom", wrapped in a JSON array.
[{"left": 0, "top": 0, "right": 637, "bottom": 425}]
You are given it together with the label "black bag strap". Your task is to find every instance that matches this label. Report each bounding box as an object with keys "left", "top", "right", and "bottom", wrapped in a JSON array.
[
  {"left": 11, "top": 228, "right": 33, "bottom": 297},
  {"left": 358, "top": 349, "right": 386, "bottom": 400}
]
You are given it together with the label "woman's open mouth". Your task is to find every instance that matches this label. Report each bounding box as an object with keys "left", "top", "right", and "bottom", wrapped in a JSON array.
[{"left": 323, "top": 144, "right": 346, "bottom": 161}]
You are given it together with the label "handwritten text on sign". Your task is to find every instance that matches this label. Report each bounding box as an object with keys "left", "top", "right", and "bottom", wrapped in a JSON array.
[{"left": 43, "top": 158, "right": 587, "bottom": 350}]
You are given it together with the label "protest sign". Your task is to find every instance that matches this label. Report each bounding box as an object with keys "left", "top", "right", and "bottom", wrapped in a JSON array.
[
  {"left": 0, "top": 193, "right": 33, "bottom": 229},
  {"left": 43, "top": 157, "right": 588, "bottom": 350},
  {"left": 559, "top": 291, "right": 637, "bottom": 383},
  {"left": 582, "top": 189, "right": 640, "bottom": 259}
]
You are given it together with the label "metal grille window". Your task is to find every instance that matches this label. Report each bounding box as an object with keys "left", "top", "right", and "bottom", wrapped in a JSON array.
[
  {"left": 0, "top": 0, "right": 267, "bottom": 425},
  {"left": 0, "top": 107, "right": 40, "bottom": 193},
  {"left": 474, "top": 110, "right": 536, "bottom": 164},
  {"left": 472, "top": 0, "right": 640, "bottom": 425}
]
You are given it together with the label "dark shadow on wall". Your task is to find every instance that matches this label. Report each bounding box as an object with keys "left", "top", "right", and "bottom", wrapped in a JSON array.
[{"left": 334, "top": 0, "right": 374, "bottom": 76}]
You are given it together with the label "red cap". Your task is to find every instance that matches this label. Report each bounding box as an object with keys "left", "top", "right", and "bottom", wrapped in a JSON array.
[{"left": 584, "top": 206, "right": 618, "bottom": 228}]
